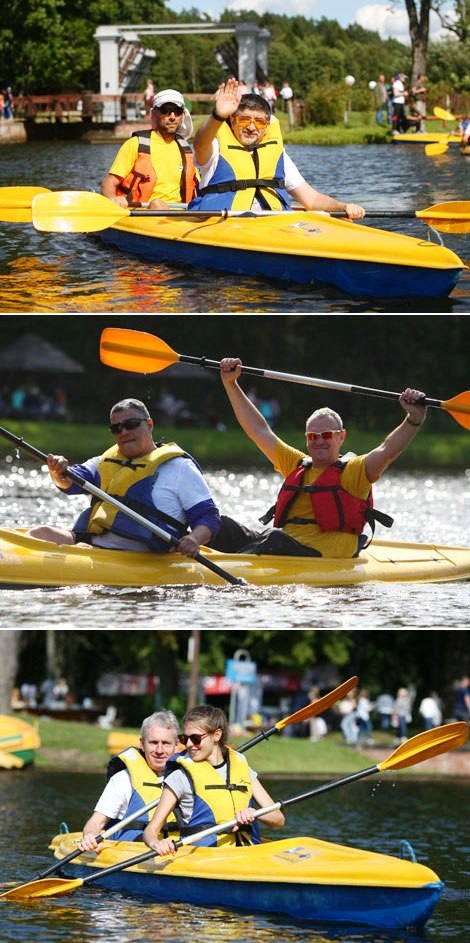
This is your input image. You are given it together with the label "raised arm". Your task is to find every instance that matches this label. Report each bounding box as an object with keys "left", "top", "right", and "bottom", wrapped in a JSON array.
[
  {"left": 364, "top": 388, "right": 427, "bottom": 482},
  {"left": 220, "top": 359, "right": 278, "bottom": 464},
  {"left": 192, "top": 78, "right": 242, "bottom": 166}
]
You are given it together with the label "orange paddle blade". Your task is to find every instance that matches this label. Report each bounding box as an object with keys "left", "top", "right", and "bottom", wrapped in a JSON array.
[
  {"left": 378, "top": 722, "right": 468, "bottom": 772},
  {"left": 441, "top": 391, "right": 470, "bottom": 429},
  {"left": 276, "top": 676, "right": 358, "bottom": 730},
  {"left": 1, "top": 876, "right": 84, "bottom": 900},
  {"left": 100, "top": 328, "right": 180, "bottom": 374}
]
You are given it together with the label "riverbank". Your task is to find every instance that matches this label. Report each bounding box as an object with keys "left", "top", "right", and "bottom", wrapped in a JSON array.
[
  {"left": 18, "top": 715, "right": 470, "bottom": 778},
  {"left": 0, "top": 420, "right": 468, "bottom": 468}
]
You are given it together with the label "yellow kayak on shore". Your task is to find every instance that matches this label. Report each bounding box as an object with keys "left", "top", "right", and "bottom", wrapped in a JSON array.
[
  {"left": 0, "top": 528, "right": 469, "bottom": 587},
  {"left": 0, "top": 714, "right": 40, "bottom": 768}
]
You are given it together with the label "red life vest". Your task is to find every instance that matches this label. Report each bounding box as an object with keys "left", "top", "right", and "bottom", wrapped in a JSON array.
[
  {"left": 117, "top": 130, "right": 197, "bottom": 204},
  {"left": 272, "top": 459, "right": 393, "bottom": 536}
]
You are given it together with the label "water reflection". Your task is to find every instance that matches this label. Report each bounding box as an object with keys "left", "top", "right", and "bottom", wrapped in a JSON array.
[{"left": 0, "top": 142, "right": 468, "bottom": 312}]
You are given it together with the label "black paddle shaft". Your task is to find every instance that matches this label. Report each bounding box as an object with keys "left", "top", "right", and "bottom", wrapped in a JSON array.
[{"left": 0, "top": 425, "right": 246, "bottom": 586}]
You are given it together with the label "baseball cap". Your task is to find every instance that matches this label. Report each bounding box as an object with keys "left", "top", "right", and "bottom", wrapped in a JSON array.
[{"left": 151, "top": 89, "right": 193, "bottom": 139}]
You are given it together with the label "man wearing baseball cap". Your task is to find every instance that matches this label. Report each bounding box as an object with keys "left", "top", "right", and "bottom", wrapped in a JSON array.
[{"left": 101, "top": 88, "right": 198, "bottom": 209}]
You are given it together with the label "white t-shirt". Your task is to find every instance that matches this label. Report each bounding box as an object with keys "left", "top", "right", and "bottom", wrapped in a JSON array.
[
  {"left": 163, "top": 758, "right": 257, "bottom": 823},
  {"left": 94, "top": 769, "right": 162, "bottom": 820},
  {"left": 392, "top": 80, "right": 405, "bottom": 104},
  {"left": 196, "top": 139, "right": 305, "bottom": 201}
]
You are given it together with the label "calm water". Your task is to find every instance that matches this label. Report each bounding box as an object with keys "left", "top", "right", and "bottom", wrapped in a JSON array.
[
  {"left": 0, "top": 463, "right": 468, "bottom": 629},
  {"left": 0, "top": 771, "right": 468, "bottom": 943},
  {"left": 0, "top": 140, "right": 468, "bottom": 313}
]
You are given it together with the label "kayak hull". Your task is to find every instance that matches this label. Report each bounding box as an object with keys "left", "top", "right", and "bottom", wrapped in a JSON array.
[
  {"left": 392, "top": 132, "right": 461, "bottom": 145},
  {"left": 1, "top": 528, "right": 469, "bottom": 588},
  {"left": 49, "top": 833, "right": 443, "bottom": 929},
  {"left": 98, "top": 211, "right": 463, "bottom": 299},
  {"left": 0, "top": 714, "right": 40, "bottom": 769}
]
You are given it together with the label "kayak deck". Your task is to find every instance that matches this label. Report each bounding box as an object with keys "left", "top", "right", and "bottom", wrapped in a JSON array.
[
  {"left": 49, "top": 833, "right": 443, "bottom": 929},
  {"left": 1, "top": 528, "right": 469, "bottom": 587},
  {"left": 99, "top": 211, "right": 463, "bottom": 299}
]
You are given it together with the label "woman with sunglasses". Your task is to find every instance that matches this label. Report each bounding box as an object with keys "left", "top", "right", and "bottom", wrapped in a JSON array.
[
  {"left": 28, "top": 398, "right": 220, "bottom": 558},
  {"left": 205, "top": 359, "right": 427, "bottom": 558},
  {"left": 100, "top": 87, "right": 197, "bottom": 210},
  {"left": 188, "top": 77, "right": 364, "bottom": 219},
  {"left": 143, "top": 705, "right": 284, "bottom": 856}
]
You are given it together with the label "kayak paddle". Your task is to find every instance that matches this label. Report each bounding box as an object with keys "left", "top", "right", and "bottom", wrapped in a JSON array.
[
  {"left": 3, "top": 722, "right": 467, "bottom": 900},
  {"left": 1, "top": 675, "right": 357, "bottom": 898},
  {"left": 0, "top": 186, "right": 51, "bottom": 223},
  {"left": 0, "top": 424, "right": 246, "bottom": 587},
  {"left": 29, "top": 190, "right": 470, "bottom": 234},
  {"left": 238, "top": 675, "right": 358, "bottom": 752},
  {"left": 99, "top": 328, "right": 470, "bottom": 431}
]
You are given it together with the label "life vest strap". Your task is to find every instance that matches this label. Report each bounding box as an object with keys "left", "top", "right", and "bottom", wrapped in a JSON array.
[
  {"left": 204, "top": 783, "right": 248, "bottom": 792},
  {"left": 199, "top": 176, "right": 286, "bottom": 195}
]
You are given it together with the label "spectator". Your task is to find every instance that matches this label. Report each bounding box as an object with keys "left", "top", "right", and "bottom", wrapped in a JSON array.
[
  {"left": 280, "top": 81, "right": 294, "bottom": 112},
  {"left": 376, "top": 692, "right": 395, "bottom": 730},
  {"left": 392, "top": 73, "right": 408, "bottom": 134},
  {"left": 410, "top": 74, "right": 427, "bottom": 131},
  {"left": 418, "top": 693, "right": 442, "bottom": 730},
  {"left": 339, "top": 690, "right": 358, "bottom": 745},
  {"left": 374, "top": 74, "right": 389, "bottom": 126},
  {"left": 262, "top": 80, "right": 278, "bottom": 113},
  {"left": 452, "top": 675, "right": 470, "bottom": 722},
  {"left": 143, "top": 79, "right": 155, "bottom": 117},
  {"left": 393, "top": 687, "right": 412, "bottom": 743},
  {"left": 11, "top": 385, "right": 26, "bottom": 413},
  {"left": 356, "top": 689, "right": 375, "bottom": 745}
]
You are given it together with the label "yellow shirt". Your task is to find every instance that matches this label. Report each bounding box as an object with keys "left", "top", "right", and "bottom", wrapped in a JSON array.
[
  {"left": 274, "top": 439, "right": 372, "bottom": 558},
  {"left": 109, "top": 133, "right": 186, "bottom": 203}
]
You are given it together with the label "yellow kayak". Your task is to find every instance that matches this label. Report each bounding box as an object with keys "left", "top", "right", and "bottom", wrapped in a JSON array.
[
  {"left": 0, "top": 714, "right": 40, "bottom": 768},
  {"left": 48, "top": 832, "right": 443, "bottom": 929},
  {"left": 0, "top": 527, "right": 469, "bottom": 587},
  {"left": 392, "top": 132, "right": 461, "bottom": 144},
  {"left": 99, "top": 210, "right": 463, "bottom": 299}
]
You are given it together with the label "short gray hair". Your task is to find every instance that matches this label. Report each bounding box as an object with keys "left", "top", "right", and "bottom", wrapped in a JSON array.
[
  {"left": 140, "top": 710, "right": 179, "bottom": 741},
  {"left": 306, "top": 407, "right": 343, "bottom": 430},
  {"left": 110, "top": 399, "right": 150, "bottom": 420}
]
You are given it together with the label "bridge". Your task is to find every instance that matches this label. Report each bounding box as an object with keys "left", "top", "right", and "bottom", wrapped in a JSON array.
[{"left": 95, "top": 22, "right": 271, "bottom": 120}]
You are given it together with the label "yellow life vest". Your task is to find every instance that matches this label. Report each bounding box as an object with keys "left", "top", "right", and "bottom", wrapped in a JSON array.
[
  {"left": 195, "top": 117, "right": 290, "bottom": 211},
  {"left": 165, "top": 747, "right": 259, "bottom": 846},
  {"left": 109, "top": 747, "right": 179, "bottom": 841},
  {"left": 87, "top": 442, "right": 186, "bottom": 537}
]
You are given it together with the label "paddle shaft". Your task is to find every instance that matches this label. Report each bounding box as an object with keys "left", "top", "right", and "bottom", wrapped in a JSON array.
[
  {"left": 109, "top": 208, "right": 420, "bottom": 220},
  {"left": 36, "top": 795, "right": 164, "bottom": 879},
  {"left": 155, "top": 355, "right": 444, "bottom": 410},
  {"left": 0, "top": 425, "right": 244, "bottom": 586}
]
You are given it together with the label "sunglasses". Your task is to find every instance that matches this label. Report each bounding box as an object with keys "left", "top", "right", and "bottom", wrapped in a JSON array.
[
  {"left": 158, "top": 104, "right": 184, "bottom": 116},
  {"left": 179, "top": 732, "right": 210, "bottom": 747},
  {"left": 306, "top": 430, "right": 343, "bottom": 441},
  {"left": 234, "top": 115, "right": 269, "bottom": 130},
  {"left": 109, "top": 418, "right": 147, "bottom": 435}
]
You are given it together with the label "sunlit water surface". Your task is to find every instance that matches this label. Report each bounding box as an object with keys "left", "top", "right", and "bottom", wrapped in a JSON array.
[
  {"left": 0, "top": 772, "right": 468, "bottom": 943},
  {"left": 0, "top": 141, "right": 468, "bottom": 312},
  {"left": 0, "top": 462, "right": 468, "bottom": 628}
]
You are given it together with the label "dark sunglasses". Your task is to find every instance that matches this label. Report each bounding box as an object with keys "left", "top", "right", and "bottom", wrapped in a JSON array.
[
  {"left": 158, "top": 104, "right": 184, "bottom": 116},
  {"left": 179, "top": 732, "right": 210, "bottom": 746},
  {"left": 109, "top": 418, "right": 147, "bottom": 435}
]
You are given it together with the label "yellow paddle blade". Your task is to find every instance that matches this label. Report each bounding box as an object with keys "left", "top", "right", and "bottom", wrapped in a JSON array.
[
  {"left": 441, "top": 391, "right": 470, "bottom": 429},
  {"left": 0, "top": 186, "right": 50, "bottom": 223},
  {"left": 100, "top": 328, "right": 180, "bottom": 374},
  {"left": 433, "top": 106, "right": 456, "bottom": 122},
  {"left": 378, "top": 722, "right": 468, "bottom": 772},
  {"left": 32, "top": 191, "right": 129, "bottom": 233},
  {"left": 416, "top": 201, "right": 470, "bottom": 233},
  {"left": 425, "top": 142, "right": 449, "bottom": 157},
  {"left": 1, "top": 876, "right": 84, "bottom": 900},
  {"left": 276, "top": 676, "right": 358, "bottom": 730}
]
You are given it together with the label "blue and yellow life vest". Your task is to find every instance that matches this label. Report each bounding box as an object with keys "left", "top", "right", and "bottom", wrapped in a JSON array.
[
  {"left": 163, "top": 747, "right": 261, "bottom": 846},
  {"left": 79, "top": 442, "right": 193, "bottom": 551},
  {"left": 190, "top": 118, "right": 291, "bottom": 211},
  {"left": 106, "top": 747, "right": 164, "bottom": 841}
]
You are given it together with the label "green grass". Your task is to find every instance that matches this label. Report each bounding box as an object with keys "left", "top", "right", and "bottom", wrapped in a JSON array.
[{"left": 0, "top": 421, "right": 467, "bottom": 469}]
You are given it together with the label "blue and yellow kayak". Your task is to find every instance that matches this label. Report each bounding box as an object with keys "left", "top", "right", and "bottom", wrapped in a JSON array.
[
  {"left": 1, "top": 528, "right": 469, "bottom": 588},
  {"left": 0, "top": 714, "right": 40, "bottom": 769},
  {"left": 392, "top": 131, "right": 461, "bottom": 145},
  {"left": 98, "top": 210, "right": 463, "bottom": 299},
  {"left": 49, "top": 832, "right": 443, "bottom": 930}
]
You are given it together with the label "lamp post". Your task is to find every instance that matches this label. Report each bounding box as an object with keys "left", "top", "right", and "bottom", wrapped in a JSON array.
[{"left": 344, "top": 74, "right": 355, "bottom": 125}]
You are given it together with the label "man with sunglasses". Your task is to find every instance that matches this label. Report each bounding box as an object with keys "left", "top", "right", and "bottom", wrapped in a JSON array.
[
  {"left": 100, "top": 88, "right": 197, "bottom": 210},
  {"left": 188, "top": 77, "right": 364, "bottom": 218},
  {"left": 207, "top": 359, "right": 427, "bottom": 558},
  {"left": 28, "top": 398, "right": 220, "bottom": 557}
]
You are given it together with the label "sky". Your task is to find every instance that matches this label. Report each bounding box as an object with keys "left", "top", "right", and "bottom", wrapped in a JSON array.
[{"left": 165, "top": 0, "right": 447, "bottom": 46}]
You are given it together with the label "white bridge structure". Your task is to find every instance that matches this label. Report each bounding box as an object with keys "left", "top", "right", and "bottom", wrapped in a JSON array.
[{"left": 94, "top": 22, "right": 271, "bottom": 121}]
